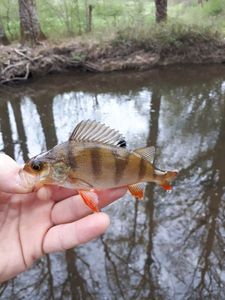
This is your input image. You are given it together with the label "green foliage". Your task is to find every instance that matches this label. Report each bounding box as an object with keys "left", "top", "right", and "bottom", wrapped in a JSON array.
[
  {"left": 167, "top": 0, "right": 225, "bottom": 35},
  {"left": 37, "top": 0, "right": 87, "bottom": 37},
  {"left": 203, "top": 0, "right": 225, "bottom": 16},
  {"left": 0, "top": 0, "right": 20, "bottom": 40},
  {"left": 113, "top": 21, "right": 221, "bottom": 52},
  {"left": 95, "top": 2, "right": 124, "bottom": 18},
  {"left": 0, "top": 0, "right": 225, "bottom": 42}
]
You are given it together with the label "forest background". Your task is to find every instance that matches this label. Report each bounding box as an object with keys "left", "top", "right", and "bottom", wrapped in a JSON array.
[{"left": 0, "top": 0, "right": 225, "bottom": 45}]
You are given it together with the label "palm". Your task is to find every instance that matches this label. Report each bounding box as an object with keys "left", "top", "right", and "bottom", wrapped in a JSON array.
[
  {"left": 0, "top": 154, "right": 126, "bottom": 282},
  {"left": 0, "top": 190, "right": 53, "bottom": 280}
]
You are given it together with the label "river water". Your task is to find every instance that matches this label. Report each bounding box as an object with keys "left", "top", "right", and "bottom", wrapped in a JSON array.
[{"left": 0, "top": 65, "right": 225, "bottom": 300}]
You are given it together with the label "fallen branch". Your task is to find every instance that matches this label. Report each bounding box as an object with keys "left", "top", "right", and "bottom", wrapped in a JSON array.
[
  {"left": 1, "top": 62, "right": 30, "bottom": 84},
  {"left": 31, "top": 55, "right": 43, "bottom": 61},
  {"left": 2, "top": 61, "right": 25, "bottom": 74},
  {"left": 80, "top": 61, "right": 103, "bottom": 72}
]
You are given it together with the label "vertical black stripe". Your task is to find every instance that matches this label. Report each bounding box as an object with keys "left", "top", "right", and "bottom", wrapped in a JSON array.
[
  {"left": 114, "top": 150, "right": 130, "bottom": 185},
  {"left": 67, "top": 142, "right": 77, "bottom": 170},
  {"left": 138, "top": 157, "right": 147, "bottom": 181},
  {"left": 91, "top": 148, "right": 102, "bottom": 179}
]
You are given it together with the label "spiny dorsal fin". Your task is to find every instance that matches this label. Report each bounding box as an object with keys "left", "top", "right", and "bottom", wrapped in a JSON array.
[
  {"left": 69, "top": 120, "right": 125, "bottom": 146},
  {"left": 133, "top": 146, "right": 155, "bottom": 164},
  {"left": 117, "top": 139, "right": 126, "bottom": 148}
]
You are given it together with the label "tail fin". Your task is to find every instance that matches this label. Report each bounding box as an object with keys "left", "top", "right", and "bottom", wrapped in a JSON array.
[{"left": 155, "top": 170, "right": 178, "bottom": 191}]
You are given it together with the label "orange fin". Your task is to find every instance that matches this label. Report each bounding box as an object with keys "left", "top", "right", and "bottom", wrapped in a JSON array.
[
  {"left": 78, "top": 190, "right": 100, "bottom": 212},
  {"left": 160, "top": 184, "right": 172, "bottom": 191},
  {"left": 128, "top": 183, "right": 145, "bottom": 200}
]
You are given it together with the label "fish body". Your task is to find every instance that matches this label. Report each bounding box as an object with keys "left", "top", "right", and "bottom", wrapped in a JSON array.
[{"left": 21, "top": 120, "right": 178, "bottom": 211}]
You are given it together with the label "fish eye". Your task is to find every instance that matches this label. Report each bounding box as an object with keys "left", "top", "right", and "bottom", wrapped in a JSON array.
[{"left": 31, "top": 161, "right": 43, "bottom": 171}]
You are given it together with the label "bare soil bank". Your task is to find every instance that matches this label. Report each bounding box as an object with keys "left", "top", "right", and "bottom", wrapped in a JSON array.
[{"left": 1, "top": 38, "right": 225, "bottom": 84}]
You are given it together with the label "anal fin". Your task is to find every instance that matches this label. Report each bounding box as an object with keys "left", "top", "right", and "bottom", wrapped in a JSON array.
[
  {"left": 160, "top": 184, "right": 172, "bottom": 191},
  {"left": 78, "top": 190, "right": 100, "bottom": 212},
  {"left": 128, "top": 183, "right": 145, "bottom": 200}
]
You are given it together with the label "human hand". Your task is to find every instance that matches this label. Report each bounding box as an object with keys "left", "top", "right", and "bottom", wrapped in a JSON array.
[{"left": 0, "top": 154, "right": 126, "bottom": 283}]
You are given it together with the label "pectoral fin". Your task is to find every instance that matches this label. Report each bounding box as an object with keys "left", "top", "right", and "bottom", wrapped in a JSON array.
[
  {"left": 78, "top": 190, "right": 100, "bottom": 212},
  {"left": 128, "top": 183, "right": 145, "bottom": 200}
]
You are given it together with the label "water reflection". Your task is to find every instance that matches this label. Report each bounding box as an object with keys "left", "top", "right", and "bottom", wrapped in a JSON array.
[{"left": 0, "top": 65, "right": 225, "bottom": 299}]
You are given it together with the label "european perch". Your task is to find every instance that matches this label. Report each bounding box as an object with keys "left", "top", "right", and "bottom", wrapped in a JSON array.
[{"left": 19, "top": 120, "right": 178, "bottom": 212}]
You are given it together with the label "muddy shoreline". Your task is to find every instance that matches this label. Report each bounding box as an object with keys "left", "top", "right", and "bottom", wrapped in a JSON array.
[{"left": 1, "top": 39, "right": 225, "bottom": 84}]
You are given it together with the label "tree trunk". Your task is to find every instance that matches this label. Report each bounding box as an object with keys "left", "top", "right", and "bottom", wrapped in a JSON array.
[
  {"left": 155, "top": 0, "right": 167, "bottom": 23},
  {"left": 198, "top": 0, "right": 208, "bottom": 5},
  {"left": 86, "top": 5, "right": 93, "bottom": 33},
  {"left": 18, "top": 0, "right": 46, "bottom": 46},
  {"left": 0, "top": 19, "right": 10, "bottom": 45}
]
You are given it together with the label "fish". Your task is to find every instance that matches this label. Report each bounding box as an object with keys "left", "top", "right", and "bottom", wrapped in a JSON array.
[{"left": 20, "top": 120, "right": 178, "bottom": 212}]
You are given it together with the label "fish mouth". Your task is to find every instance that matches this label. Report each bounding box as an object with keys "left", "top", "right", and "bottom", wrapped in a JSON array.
[{"left": 19, "top": 168, "right": 40, "bottom": 192}]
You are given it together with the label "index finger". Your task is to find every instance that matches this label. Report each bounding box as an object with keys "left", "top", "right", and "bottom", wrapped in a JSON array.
[{"left": 51, "top": 187, "right": 127, "bottom": 225}]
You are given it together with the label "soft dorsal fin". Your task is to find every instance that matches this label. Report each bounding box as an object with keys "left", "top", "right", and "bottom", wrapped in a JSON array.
[
  {"left": 69, "top": 120, "right": 125, "bottom": 146},
  {"left": 133, "top": 146, "right": 155, "bottom": 164}
]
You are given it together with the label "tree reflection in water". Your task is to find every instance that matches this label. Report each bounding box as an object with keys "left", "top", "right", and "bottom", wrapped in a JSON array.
[{"left": 0, "top": 66, "right": 225, "bottom": 299}]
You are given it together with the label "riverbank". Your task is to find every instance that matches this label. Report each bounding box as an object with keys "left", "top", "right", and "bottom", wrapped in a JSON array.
[{"left": 1, "top": 28, "right": 225, "bottom": 84}]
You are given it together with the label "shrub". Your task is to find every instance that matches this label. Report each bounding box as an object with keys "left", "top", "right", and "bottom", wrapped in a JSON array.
[{"left": 112, "top": 22, "right": 221, "bottom": 53}]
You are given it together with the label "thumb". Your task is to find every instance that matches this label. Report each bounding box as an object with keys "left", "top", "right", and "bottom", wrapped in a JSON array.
[{"left": 0, "top": 154, "right": 32, "bottom": 194}]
